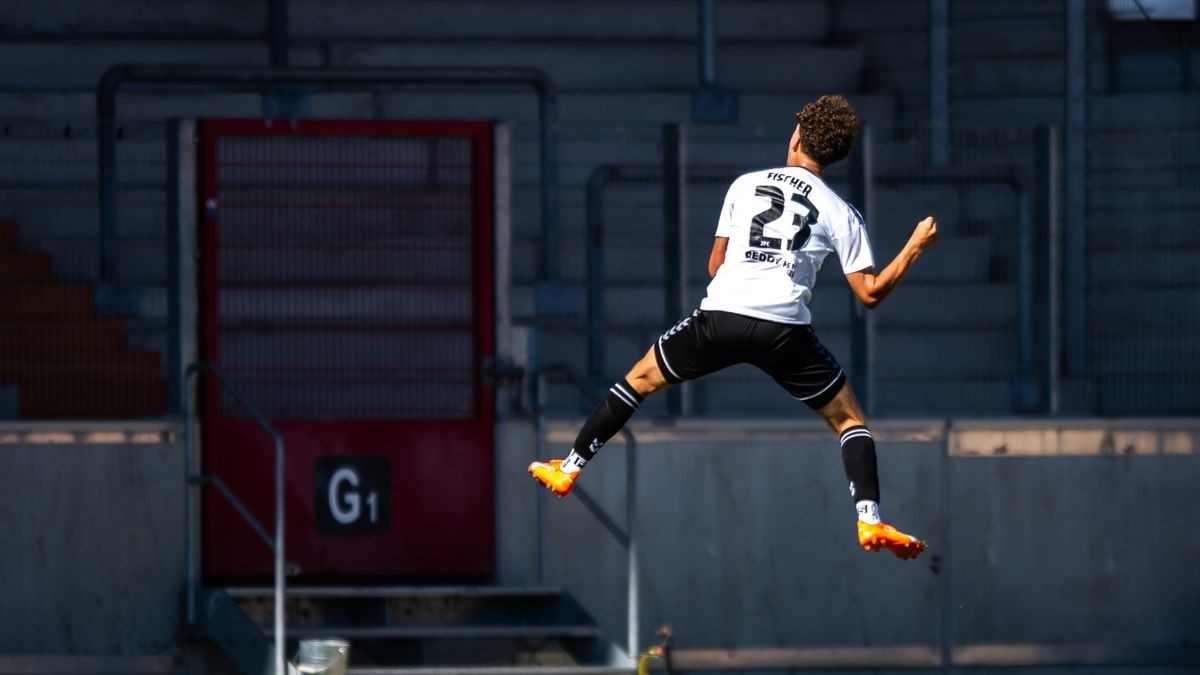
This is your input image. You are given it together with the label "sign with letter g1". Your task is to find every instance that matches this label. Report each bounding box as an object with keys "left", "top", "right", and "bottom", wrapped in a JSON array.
[{"left": 315, "top": 456, "right": 390, "bottom": 536}]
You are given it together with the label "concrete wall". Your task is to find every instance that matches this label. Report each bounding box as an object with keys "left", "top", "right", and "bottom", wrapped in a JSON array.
[
  {"left": 0, "top": 415, "right": 1196, "bottom": 671},
  {"left": 499, "top": 417, "right": 1200, "bottom": 669},
  {"left": 0, "top": 422, "right": 184, "bottom": 655}
]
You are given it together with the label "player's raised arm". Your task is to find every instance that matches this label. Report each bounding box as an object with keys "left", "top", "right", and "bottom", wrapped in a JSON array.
[{"left": 845, "top": 216, "right": 938, "bottom": 309}]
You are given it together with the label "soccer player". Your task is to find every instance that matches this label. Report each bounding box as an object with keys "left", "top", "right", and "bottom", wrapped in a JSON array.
[{"left": 529, "top": 95, "right": 938, "bottom": 560}]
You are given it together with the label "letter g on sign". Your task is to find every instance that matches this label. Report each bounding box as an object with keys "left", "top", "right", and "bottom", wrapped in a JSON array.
[{"left": 329, "top": 467, "right": 361, "bottom": 525}]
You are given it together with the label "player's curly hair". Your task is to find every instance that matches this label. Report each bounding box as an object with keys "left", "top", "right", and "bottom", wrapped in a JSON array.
[{"left": 795, "top": 95, "right": 860, "bottom": 168}]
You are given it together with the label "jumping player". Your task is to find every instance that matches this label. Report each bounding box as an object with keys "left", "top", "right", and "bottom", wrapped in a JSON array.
[{"left": 529, "top": 95, "right": 938, "bottom": 560}]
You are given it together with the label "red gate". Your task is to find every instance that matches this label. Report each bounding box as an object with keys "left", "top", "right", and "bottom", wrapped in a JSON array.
[{"left": 199, "top": 119, "right": 494, "bottom": 580}]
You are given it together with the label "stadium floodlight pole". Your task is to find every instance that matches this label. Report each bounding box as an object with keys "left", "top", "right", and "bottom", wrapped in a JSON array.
[{"left": 95, "top": 65, "right": 560, "bottom": 283}]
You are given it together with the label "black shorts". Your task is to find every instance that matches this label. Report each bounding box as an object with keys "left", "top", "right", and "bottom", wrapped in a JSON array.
[{"left": 652, "top": 309, "right": 846, "bottom": 410}]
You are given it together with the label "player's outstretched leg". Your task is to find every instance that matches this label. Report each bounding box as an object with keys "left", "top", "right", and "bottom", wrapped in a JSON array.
[
  {"left": 818, "top": 385, "right": 926, "bottom": 560},
  {"left": 529, "top": 347, "right": 667, "bottom": 497}
]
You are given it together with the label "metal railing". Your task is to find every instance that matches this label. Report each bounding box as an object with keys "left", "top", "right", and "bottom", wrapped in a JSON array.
[
  {"left": 534, "top": 363, "right": 640, "bottom": 664},
  {"left": 183, "top": 361, "right": 286, "bottom": 675},
  {"left": 96, "top": 64, "right": 560, "bottom": 289}
]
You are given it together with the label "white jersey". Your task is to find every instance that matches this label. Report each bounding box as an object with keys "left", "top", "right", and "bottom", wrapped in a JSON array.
[{"left": 699, "top": 166, "right": 874, "bottom": 325}]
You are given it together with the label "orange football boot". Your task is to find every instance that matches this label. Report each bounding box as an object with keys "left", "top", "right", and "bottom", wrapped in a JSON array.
[
  {"left": 857, "top": 520, "right": 926, "bottom": 560},
  {"left": 527, "top": 459, "right": 577, "bottom": 498}
]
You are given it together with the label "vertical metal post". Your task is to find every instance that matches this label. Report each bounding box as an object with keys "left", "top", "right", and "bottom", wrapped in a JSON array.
[
  {"left": 1064, "top": 0, "right": 1087, "bottom": 375},
  {"left": 626, "top": 435, "right": 639, "bottom": 662},
  {"left": 268, "top": 0, "right": 289, "bottom": 67},
  {"left": 1015, "top": 180, "right": 1037, "bottom": 412},
  {"left": 1047, "top": 128, "right": 1062, "bottom": 414},
  {"left": 97, "top": 85, "right": 118, "bottom": 285},
  {"left": 1032, "top": 127, "right": 1062, "bottom": 414},
  {"left": 929, "top": 0, "right": 950, "bottom": 167},
  {"left": 938, "top": 426, "right": 953, "bottom": 672},
  {"left": 847, "top": 126, "right": 875, "bottom": 415},
  {"left": 166, "top": 121, "right": 182, "bottom": 414},
  {"left": 586, "top": 168, "right": 613, "bottom": 393},
  {"left": 662, "top": 125, "right": 685, "bottom": 416},
  {"left": 539, "top": 92, "right": 560, "bottom": 283},
  {"left": 274, "top": 434, "right": 286, "bottom": 675},
  {"left": 698, "top": 0, "right": 716, "bottom": 86},
  {"left": 183, "top": 376, "right": 196, "bottom": 626}
]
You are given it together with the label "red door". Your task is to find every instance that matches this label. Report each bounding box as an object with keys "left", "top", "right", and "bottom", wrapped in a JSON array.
[{"left": 199, "top": 119, "right": 494, "bottom": 580}]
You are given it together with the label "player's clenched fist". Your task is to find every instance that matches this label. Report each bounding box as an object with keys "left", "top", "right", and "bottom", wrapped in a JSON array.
[{"left": 910, "top": 216, "right": 938, "bottom": 251}]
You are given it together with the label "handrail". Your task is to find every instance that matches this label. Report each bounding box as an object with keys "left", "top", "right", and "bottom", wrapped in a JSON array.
[
  {"left": 96, "top": 64, "right": 559, "bottom": 285},
  {"left": 183, "top": 361, "right": 286, "bottom": 675},
  {"left": 536, "top": 363, "right": 640, "bottom": 664}
]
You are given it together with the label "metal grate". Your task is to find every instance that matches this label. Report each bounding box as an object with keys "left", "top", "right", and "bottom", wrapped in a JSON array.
[{"left": 215, "top": 133, "right": 478, "bottom": 420}]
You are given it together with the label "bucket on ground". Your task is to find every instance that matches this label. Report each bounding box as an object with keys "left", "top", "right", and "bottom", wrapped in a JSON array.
[{"left": 289, "top": 638, "right": 350, "bottom": 675}]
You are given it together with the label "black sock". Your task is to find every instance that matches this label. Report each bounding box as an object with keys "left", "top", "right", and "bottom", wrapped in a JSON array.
[
  {"left": 839, "top": 425, "right": 880, "bottom": 504},
  {"left": 572, "top": 379, "right": 644, "bottom": 461}
]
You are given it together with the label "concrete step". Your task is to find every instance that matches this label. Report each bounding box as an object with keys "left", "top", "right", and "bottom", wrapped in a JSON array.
[
  {"left": 1089, "top": 288, "right": 1200, "bottom": 327},
  {"left": 851, "top": 29, "right": 927, "bottom": 72},
  {"left": 224, "top": 585, "right": 614, "bottom": 667},
  {"left": 0, "top": 186, "right": 166, "bottom": 238},
  {"left": 952, "top": 1, "right": 1063, "bottom": 20},
  {"left": 830, "top": 1, "right": 931, "bottom": 31},
  {"left": 1088, "top": 251, "right": 1200, "bottom": 285},
  {"left": 950, "top": 18, "right": 1064, "bottom": 59},
  {"left": 0, "top": 655, "right": 173, "bottom": 674},
  {"left": 343, "top": 662, "right": 633, "bottom": 667},
  {"left": 330, "top": 41, "right": 864, "bottom": 93},
  {"left": 0, "top": 252, "right": 52, "bottom": 282},
  {"left": 1089, "top": 334, "right": 1200, "bottom": 375},
  {"left": 952, "top": 93, "right": 1200, "bottom": 127},
  {"left": 951, "top": 57, "right": 1065, "bottom": 98},
  {"left": 1094, "top": 376, "right": 1200, "bottom": 415},
  {"left": 0, "top": 348, "right": 159, "bottom": 370},
  {"left": 1086, "top": 129, "right": 1200, "bottom": 170},
  {"left": 0, "top": 40, "right": 306, "bottom": 91},
  {"left": 0, "top": 90, "right": 897, "bottom": 128},
  {"left": 299, "top": 0, "right": 829, "bottom": 41},
  {"left": 1088, "top": 219, "right": 1199, "bottom": 251},
  {"left": 4, "top": 371, "right": 168, "bottom": 419},
  {"left": 5, "top": 0, "right": 828, "bottom": 42},
  {"left": 1089, "top": 187, "right": 1200, "bottom": 211},
  {"left": 0, "top": 283, "right": 92, "bottom": 318},
  {"left": 19, "top": 235, "right": 167, "bottom": 285},
  {"left": 0, "top": 218, "right": 17, "bottom": 251},
  {"left": 0, "top": 318, "right": 128, "bottom": 352},
  {"left": 0, "top": 137, "right": 165, "bottom": 185}
]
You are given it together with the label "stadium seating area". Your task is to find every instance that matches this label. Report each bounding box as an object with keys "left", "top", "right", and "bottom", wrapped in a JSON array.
[{"left": 0, "top": 0, "right": 1195, "bottom": 418}]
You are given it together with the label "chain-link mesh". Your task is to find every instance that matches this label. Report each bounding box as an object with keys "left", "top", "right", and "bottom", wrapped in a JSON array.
[
  {"left": 214, "top": 132, "right": 479, "bottom": 420},
  {"left": 1084, "top": 127, "right": 1200, "bottom": 414}
]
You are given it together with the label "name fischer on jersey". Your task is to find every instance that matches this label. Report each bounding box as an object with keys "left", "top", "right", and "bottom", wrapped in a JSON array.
[{"left": 765, "top": 171, "right": 814, "bottom": 196}]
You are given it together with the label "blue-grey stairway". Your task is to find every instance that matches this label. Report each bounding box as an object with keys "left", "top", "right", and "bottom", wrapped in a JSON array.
[{"left": 192, "top": 586, "right": 630, "bottom": 674}]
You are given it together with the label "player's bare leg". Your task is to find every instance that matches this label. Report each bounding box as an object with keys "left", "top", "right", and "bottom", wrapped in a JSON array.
[
  {"left": 528, "top": 347, "right": 670, "bottom": 497},
  {"left": 815, "top": 383, "right": 926, "bottom": 560}
]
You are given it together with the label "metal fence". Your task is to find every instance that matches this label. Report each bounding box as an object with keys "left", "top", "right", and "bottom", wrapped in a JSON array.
[
  {"left": 2, "top": 116, "right": 1197, "bottom": 420},
  {"left": 1083, "top": 127, "right": 1200, "bottom": 414},
  {"left": 521, "top": 121, "right": 1199, "bottom": 420},
  {"left": 0, "top": 120, "right": 173, "bottom": 419}
]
